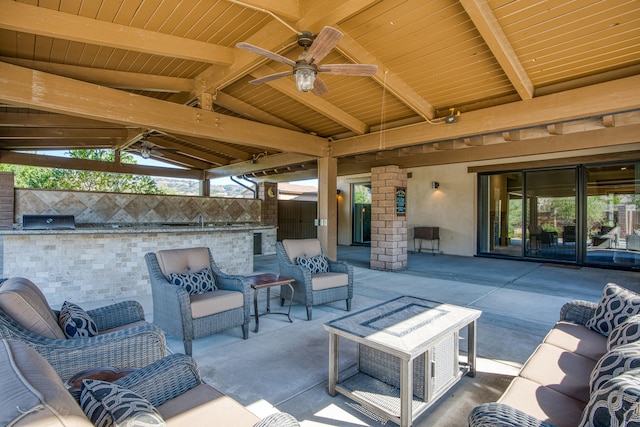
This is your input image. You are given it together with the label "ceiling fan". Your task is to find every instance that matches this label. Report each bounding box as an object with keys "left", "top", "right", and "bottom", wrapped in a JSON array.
[
  {"left": 127, "top": 133, "right": 179, "bottom": 159},
  {"left": 236, "top": 26, "right": 378, "bottom": 96}
]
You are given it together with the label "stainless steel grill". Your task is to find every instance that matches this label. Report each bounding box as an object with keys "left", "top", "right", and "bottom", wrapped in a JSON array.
[{"left": 22, "top": 215, "right": 75, "bottom": 230}]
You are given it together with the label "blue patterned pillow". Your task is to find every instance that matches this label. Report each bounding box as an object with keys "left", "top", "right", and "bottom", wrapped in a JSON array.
[
  {"left": 608, "top": 314, "right": 640, "bottom": 351},
  {"left": 169, "top": 267, "right": 216, "bottom": 295},
  {"left": 590, "top": 342, "right": 640, "bottom": 394},
  {"left": 81, "top": 379, "right": 165, "bottom": 427},
  {"left": 58, "top": 301, "right": 99, "bottom": 339},
  {"left": 296, "top": 255, "right": 329, "bottom": 274},
  {"left": 580, "top": 368, "right": 640, "bottom": 427},
  {"left": 586, "top": 283, "right": 640, "bottom": 336}
]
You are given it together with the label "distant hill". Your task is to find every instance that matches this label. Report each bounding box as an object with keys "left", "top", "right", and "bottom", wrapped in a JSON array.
[{"left": 153, "top": 177, "right": 247, "bottom": 197}]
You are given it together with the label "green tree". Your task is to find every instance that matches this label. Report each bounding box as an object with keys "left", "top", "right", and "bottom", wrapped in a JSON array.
[{"left": 0, "top": 150, "right": 164, "bottom": 194}]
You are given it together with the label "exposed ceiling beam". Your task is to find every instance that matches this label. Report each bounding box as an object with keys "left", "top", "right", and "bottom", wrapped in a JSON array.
[
  {"left": 335, "top": 29, "right": 436, "bottom": 120},
  {"left": 0, "top": 0, "right": 234, "bottom": 66},
  {"left": 0, "top": 112, "right": 127, "bottom": 128},
  {"left": 0, "top": 151, "right": 203, "bottom": 180},
  {"left": 207, "top": 152, "right": 318, "bottom": 178},
  {"left": 0, "top": 140, "right": 112, "bottom": 150},
  {"left": 144, "top": 136, "right": 230, "bottom": 166},
  {"left": 0, "top": 57, "right": 193, "bottom": 93},
  {"left": 250, "top": 65, "right": 369, "bottom": 135},
  {"left": 166, "top": 133, "right": 254, "bottom": 161},
  {"left": 213, "top": 92, "right": 304, "bottom": 132},
  {"left": 459, "top": 0, "right": 534, "bottom": 100},
  {"left": 0, "top": 128, "right": 129, "bottom": 139},
  {"left": 332, "top": 75, "right": 640, "bottom": 157},
  {"left": 0, "top": 62, "right": 328, "bottom": 157},
  {"left": 337, "top": 125, "right": 640, "bottom": 175}
]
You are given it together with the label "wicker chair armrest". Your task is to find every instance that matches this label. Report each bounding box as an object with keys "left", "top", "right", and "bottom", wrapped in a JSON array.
[
  {"left": 12, "top": 323, "right": 166, "bottom": 381},
  {"left": 559, "top": 300, "right": 598, "bottom": 325},
  {"left": 87, "top": 300, "right": 146, "bottom": 331},
  {"left": 327, "top": 259, "right": 351, "bottom": 275},
  {"left": 214, "top": 272, "right": 248, "bottom": 293},
  {"left": 468, "top": 403, "right": 557, "bottom": 427},
  {"left": 114, "top": 353, "right": 201, "bottom": 407},
  {"left": 280, "top": 262, "right": 312, "bottom": 284},
  {"left": 253, "top": 412, "right": 300, "bottom": 427}
]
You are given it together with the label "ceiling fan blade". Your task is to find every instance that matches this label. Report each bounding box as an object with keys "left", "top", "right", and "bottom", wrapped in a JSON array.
[
  {"left": 319, "top": 64, "right": 378, "bottom": 76},
  {"left": 236, "top": 42, "right": 296, "bottom": 67},
  {"left": 306, "top": 26, "right": 343, "bottom": 64},
  {"left": 248, "top": 71, "right": 292, "bottom": 85},
  {"left": 312, "top": 76, "right": 329, "bottom": 96}
]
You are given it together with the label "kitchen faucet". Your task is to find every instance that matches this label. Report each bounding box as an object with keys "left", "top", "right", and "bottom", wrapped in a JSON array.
[{"left": 196, "top": 214, "right": 204, "bottom": 228}]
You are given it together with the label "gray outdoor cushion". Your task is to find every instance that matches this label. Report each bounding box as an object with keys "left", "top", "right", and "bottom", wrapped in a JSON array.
[
  {"left": 580, "top": 368, "right": 640, "bottom": 427},
  {"left": 608, "top": 314, "right": 640, "bottom": 351},
  {"left": 586, "top": 283, "right": 640, "bottom": 336}
]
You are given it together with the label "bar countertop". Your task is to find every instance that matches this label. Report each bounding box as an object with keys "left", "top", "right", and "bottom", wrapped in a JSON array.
[{"left": 0, "top": 223, "right": 275, "bottom": 236}]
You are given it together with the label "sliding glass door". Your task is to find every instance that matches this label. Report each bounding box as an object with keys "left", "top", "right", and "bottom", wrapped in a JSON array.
[
  {"left": 479, "top": 162, "right": 640, "bottom": 268},
  {"left": 524, "top": 169, "right": 577, "bottom": 261},
  {"left": 585, "top": 163, "right": 640, "bottom": 267}
]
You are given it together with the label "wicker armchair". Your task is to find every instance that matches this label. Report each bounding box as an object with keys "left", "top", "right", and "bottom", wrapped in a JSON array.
[
  {"left": 145, "top": 247, "right": 251, "bottom": 356},
  {"left": 276, "top": 239, "right": 353, "bottom": 320},
  {"left": 0, "top": 277, "right": 166, "bottom": 382}
]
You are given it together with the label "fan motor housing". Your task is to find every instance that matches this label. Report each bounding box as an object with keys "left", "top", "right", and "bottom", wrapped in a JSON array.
[{"left": 297, "top": 31, "right": 314, "bottom": 47}]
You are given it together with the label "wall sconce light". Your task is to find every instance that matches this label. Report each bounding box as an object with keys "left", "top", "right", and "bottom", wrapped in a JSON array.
[
  {"left": 336, "top": 189, "right": 342, "bottom": 195},
  {"left": 432, "top": 181, "right": 440, "bottom": 189}
]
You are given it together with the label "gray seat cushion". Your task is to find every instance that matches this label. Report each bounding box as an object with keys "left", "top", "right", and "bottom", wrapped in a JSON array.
[
  {"left": 544, "top": 321, "right": 607, "bottom": 361},
  {"left": 0, "top": 339, "right": 92, "bottom": 426},
  {"left": 498, "top": 377, "right": 585, "bottom": 427},
  {"left": 0, "top": 277, "right": 66, "bottom": 339}
]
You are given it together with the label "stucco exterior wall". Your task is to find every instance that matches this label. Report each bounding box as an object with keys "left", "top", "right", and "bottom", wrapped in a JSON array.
[{"left": 406, "top": 164, "right": 477, "bottom": 256}]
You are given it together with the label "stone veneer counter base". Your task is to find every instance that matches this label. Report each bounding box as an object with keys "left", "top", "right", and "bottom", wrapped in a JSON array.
[{"left": 0, "top": 225, "right": 276, "bottom": 308}]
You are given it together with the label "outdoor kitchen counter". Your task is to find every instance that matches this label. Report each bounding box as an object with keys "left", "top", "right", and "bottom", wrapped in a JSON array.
[
  {"left": 1, "top": 223, "right": 274, "bottom": 235},
  {"left": 0, "top": 224, "right": 277, "bottom": 307}
]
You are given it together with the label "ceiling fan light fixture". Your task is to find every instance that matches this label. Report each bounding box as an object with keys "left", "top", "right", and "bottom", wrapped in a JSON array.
[
  {"left": 295, "top": 66, "right": 316, "bottom": 92},
  {"left": 140, "top": 146, "right": 151, "bottom": 159}
]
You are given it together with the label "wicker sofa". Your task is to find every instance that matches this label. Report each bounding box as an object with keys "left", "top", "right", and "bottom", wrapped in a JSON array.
[
  {"left": 0, "top": 338, "right": 299, "bottom": 426},
  {"left": 468, "top": 283, "right": 640, "bottom": 427}
]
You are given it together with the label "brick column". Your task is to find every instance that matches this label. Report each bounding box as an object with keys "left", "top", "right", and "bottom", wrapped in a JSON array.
[
  {"left": 258, "top": 182, "right": 278, "bottom": 226},
  {"left": 370, "top": 166, "right": 407, "bottom": 271}
]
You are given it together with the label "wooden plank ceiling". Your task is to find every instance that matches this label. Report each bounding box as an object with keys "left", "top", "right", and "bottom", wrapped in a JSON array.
[{"left": 0, "top": 0, "right": 639, "bottom": 182}]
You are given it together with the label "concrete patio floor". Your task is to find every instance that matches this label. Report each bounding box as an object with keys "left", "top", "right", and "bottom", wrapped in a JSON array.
[{"left": 123, "top": 247, "right": 639, "bottom": 426}]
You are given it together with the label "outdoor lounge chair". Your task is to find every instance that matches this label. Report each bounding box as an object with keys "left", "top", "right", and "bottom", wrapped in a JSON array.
[
  {"left": 276, "top": 238, "right": 353, "bottom": 320},
  {"left": 591, "top": 225, "right": 620, "bottom": 249},
  {"left": 145, "top": 247, "right": 251, "bottom": 356},
  {"left": 0, "top": 276, "right": 167, "bottom": 381}
]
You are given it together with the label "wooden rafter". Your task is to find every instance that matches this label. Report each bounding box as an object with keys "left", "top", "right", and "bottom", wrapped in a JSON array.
[
  {"left": 0, "top": 0, "right": 234, "bottom": 66},
  {"left": 0, "top": 57, "right": 193, "bottom": 93},
  {"left": 459, "top": 0, "right": 534, "bottom": 100},
  {"left": 0, "top": 62, "right": 327, "bottom": 157}
]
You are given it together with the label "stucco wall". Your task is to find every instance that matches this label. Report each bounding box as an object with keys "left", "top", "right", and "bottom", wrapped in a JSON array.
[{"left": 406, "top": 164, "right": 476, "bottom": 256}]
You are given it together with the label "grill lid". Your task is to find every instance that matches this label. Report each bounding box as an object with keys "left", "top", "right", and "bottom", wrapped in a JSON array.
[{"left": 22, "top": 215, "right": 76, "bottom": 230}]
